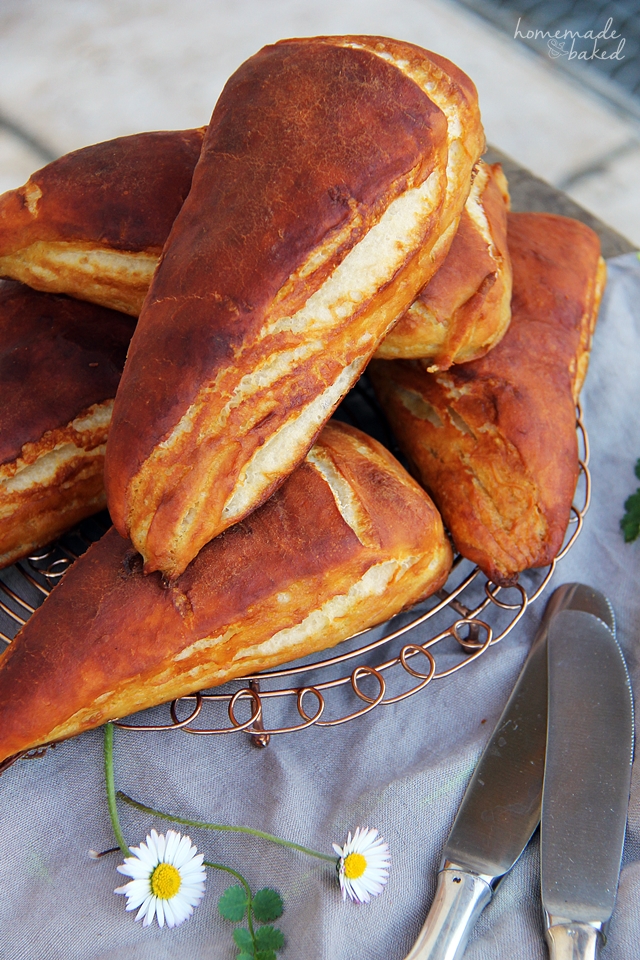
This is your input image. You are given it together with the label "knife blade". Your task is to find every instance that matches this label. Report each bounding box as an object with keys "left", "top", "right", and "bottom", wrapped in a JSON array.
[
  {"left": 541, "top": 607, "right": 633, "bottom": 960},
  {"left": 404, "top": 583, "right": 615, "bottom": 960}
]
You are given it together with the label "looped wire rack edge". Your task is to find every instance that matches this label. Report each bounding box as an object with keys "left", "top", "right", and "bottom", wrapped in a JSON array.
[{"left": 0, "top": 387, "right": 590, "bottom": 754}]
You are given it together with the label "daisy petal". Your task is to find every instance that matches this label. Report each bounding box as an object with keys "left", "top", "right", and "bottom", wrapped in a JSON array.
[
  {"left": 171, "top": 893, "right": 192, "bottom": 927},
  {"left": 136, "top": 894, "right": 155, "bottom": 922},
  {"left": 163, "top": 898, "right": 177, "bottom": 929},
  {"left": 133, "top": 842, "right": 157, "bottom": 868},
  {"left": 173, "top": 835, "right": 197, "bottom": 870},
  {"left": 155, "top": 830, "right": 168, "bottom": 864},
  {"left": 121, "top": 881, "right": 152, "bottom": 910},
  {"left": 164, "top": 830, "right": 181, "bottom": 865},
  {"left": 117, "top": 860, "right": 151, "bottom": 881},
  {"left": 180, "top": 863, "right": 206, "bottom": 884}
]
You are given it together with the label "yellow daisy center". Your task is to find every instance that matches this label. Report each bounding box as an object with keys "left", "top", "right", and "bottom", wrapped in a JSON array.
[
  {"left": 344, "top": 852, "right": 367, "bottom": 880},
  {"left": 150, "top": 862, "right": 182, "bottom": 900}
]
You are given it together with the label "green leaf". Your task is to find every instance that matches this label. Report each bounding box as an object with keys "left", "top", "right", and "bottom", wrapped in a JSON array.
[
  {"left": 218, "top": 885, "right": 248, "bottom": 922},
  {"left": 621, "top": 488, "right": 640, "bottom": 542},
  {"left": 252, "top": 888, "right": 284, "bottom": 923},
  {"left": 255, "top": 926, "right": 285, "bottom": 951},
  {"left": 237, "top": 954, "right": 254, "bottom": 960},
  {"left": 635, "top": 458, "right": 640, "bottom": 482},
  {"left": 233, "top": 928, "right": 254, "bottom": 953}
]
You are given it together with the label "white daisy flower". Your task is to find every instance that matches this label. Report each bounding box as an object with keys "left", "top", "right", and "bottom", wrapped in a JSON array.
[
  {"left": 115, "top": 828, "right": 206, "bottom": 928},
  {"left": 332, "top": 826, "right": 390, "bottom": 904}
]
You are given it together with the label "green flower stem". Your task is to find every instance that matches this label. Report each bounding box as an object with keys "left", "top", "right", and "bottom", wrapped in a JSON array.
[
  {"left": 117, "top": 791, "right": 336, "bottom": 863},
  {"left": 204, "top": 862, "right": 256, "bottom": 939},
  {"left": 103, "top": 723, "right": 131, "bottom": 858}
]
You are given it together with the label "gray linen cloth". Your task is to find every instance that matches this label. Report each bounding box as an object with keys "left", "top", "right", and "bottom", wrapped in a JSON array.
[{"left": 1, "top": 252, "right": 639, "bottom": 960}]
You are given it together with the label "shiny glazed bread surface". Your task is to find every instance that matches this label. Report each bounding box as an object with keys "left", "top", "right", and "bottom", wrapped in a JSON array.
[
  {"left": 0, "top": 128, "right": 206, "bottom": 315},
  {"left": 0, "top": 134, "right": 505, "bottom": 371},
  {"left": 0, "top": 281, "right": 136, "bottom": 568},
  {"left": 0, "top": 421, "right": 452, "bottom": 762},
  {"left": 370, "top": 212, "right": 605, "bottom": 585},
  {"left": 375, "top": 161, "right": 512, "bottom": 367},
  {"left": 105, "top": 35, "right": 484, "bottom": 580}
]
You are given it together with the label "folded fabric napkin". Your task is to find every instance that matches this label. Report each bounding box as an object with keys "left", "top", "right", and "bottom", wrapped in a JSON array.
[{"left": 0, "top": 252, "right": 639, "bottom": 960}]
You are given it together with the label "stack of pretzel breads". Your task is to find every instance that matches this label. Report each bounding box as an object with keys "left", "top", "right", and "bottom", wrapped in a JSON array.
[{"left": 0, "top": 36, "right": 605, "bottom": 763}]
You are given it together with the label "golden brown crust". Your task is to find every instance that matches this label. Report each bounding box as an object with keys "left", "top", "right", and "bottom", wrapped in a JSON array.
[
  {"left": 0, "top": 421, "right": 452, "bottom": 762},
  {"left": 0, "top": 281, "right": 135, "bottom": 567},
  {"left": 369, "top": 212, "right": 604, "bottom": 585},
  {"left": 0, "top": 129, "right": 206, "bottom": 314},
  {"left": 105, "top": 36, "right": 484, "bottom": 579},
  {"left": 0, "top": 457, "right": 108, "bottom": 570},
  {"left": 376, "top": 161, "right": 512, "bottom": 365}
]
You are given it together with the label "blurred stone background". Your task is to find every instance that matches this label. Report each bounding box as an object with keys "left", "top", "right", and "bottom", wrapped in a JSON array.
[{"left": 0, "top": 0, "right": 638, "bottom": 244}]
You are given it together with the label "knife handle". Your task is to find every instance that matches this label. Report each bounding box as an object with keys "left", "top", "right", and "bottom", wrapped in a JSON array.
[
  {"left": 403, "top": 865, "right": 493, "bottom": 960},
  {"left": 545, "top": 922, "right": 604, "bottom": 960}
]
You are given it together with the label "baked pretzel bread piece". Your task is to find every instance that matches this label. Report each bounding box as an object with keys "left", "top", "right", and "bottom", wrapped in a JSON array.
[
  {"left": 0, "top": 139, "right": 506, "bottom": 372},
  {"left": 370, "top": 212, "right": 606, "bottom": 585},
  {"left": 0, "top": 421, "right": 452, "bottom": 763},
  {"left": 376, "top": 160, "right": 512, "bottom": 368},
  {"left": 0, "top": 128, "right": 206, "bottom": 315},
  {"left": 105, "top": 36, "right": 484, "bottom": 580},
  {"left": 0, "top": 281, "right": 136, "bottom": 568}
]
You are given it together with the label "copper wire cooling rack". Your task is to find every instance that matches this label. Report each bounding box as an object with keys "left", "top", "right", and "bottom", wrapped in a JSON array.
[{"left": 0, "top": 400, "right": 590, "bottom": 750}]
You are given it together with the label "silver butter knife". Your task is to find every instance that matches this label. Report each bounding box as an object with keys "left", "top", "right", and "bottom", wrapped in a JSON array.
[
  {"left": 404, "top": 583, "right": 615, "bottom": 960},
  {"left": 541, "top": 605, "right": 634, "bottom": 960}
]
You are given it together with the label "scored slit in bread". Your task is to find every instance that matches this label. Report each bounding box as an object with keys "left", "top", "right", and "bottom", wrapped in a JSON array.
[
  {"left": 0, "top": 402, "right": 112, "bottom": 569},
  {"left": 0, "top": 421, "right": 453, "bottom": 763}
]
